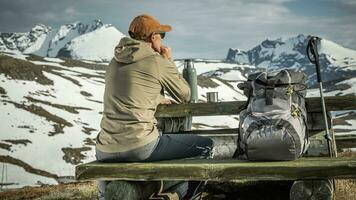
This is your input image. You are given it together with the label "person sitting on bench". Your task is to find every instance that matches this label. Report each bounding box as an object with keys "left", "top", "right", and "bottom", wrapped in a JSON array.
[{"left": 95, "top": 14, "right": 213, "bottom": 200}]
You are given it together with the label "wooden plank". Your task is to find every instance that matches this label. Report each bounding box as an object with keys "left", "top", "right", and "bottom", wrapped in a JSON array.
[
  {"left": 156, "top": 101, "right": 242, "bottom": 117},
  {"left": 155, "top": 96, "right": 356, "bottom": 117},
  {"left": 76, "top": 157, "right": 356, "bottom": 182},
  {"left": 335, "top": 135, "right": 356, "bottom": 149},
  {"left": 306, "top": 96, "right": 356, "bottom": 112},
  {"left": 307, "top": 112, "right": 331, "bottom": 131}
]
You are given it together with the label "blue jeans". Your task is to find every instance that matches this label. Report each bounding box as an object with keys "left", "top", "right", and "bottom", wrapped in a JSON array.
[{"left": 96, "top": 133, "right": 213, "bottom": 199}]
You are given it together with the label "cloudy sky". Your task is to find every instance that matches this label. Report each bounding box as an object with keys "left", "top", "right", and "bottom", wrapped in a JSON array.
[{"left": 0, "top": 0, "right": 355, "bottom": 59}]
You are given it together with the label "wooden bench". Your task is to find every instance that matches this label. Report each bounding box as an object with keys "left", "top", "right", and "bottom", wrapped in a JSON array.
[{"left": 76, "top": 95, "right": 356, "bottom": 199}]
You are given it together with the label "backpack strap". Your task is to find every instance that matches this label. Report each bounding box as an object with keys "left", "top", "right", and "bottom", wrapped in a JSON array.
[{"left": 265, "top": 79, "right": 276, "bottom": 105}]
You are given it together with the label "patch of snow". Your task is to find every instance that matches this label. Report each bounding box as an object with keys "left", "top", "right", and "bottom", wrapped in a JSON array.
[
  {"left": 334, "top": 119, "right": 356, "bottom": 131},
  {"left": 198, "top": 78, "right": 246, "bottom": 102},
  {"left": 23, "top": 34, "right": 47, "bottom": 54},
  {"left": 1, "top": 52, "right": 28, "bottom": 60},
  {"left": 0, "top": 163, "right": 57, "bottom": 189},
  {"left": 29, "top": 61, "right": 65, "bottom": 68},
  {"left": 320, "top": 39, "right": 356, "bottom": 61},
  {"left": 43, "top": 57, "right": 65, "bottom": 63},
  {"left": 219, "top": 69, "right": 249, "bottom": 81}
]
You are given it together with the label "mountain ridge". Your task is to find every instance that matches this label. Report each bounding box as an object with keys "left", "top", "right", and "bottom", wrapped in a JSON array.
[
  {"left": 0, "top": 19, "right": 125, "bottom": 62},
  {"left": 226, "top": 34, "right": 356, "bottom": 85}
]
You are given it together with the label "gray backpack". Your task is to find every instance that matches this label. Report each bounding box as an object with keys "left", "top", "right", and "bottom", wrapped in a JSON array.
[{"left": 234, "top": 69, "right": 309, "bottom": 161}]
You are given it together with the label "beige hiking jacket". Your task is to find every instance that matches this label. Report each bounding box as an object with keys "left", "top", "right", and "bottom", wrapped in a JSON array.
[{"left": 96, "top": 37, "right": 191, "bottom": 153}]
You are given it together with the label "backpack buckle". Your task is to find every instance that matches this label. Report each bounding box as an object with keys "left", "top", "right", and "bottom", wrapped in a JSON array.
[
  {"left": 291, "top": 105, "right": 301, "bottom": 118},
  {"left": 286, "top": 85, "right": 294, "bottom": 96}
]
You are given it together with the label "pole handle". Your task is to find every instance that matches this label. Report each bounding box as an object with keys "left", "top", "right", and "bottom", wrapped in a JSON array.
[{"left": 306, "top": 36, "right": 323, "bottom": 83}]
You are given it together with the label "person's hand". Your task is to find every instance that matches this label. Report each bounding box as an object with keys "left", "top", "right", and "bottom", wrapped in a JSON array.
[
  {"left": 160, "top": 98, "right": 176, "bottom": 105},
  {"left": 160, "top": 45, "right": 172, "bottom": 60}
]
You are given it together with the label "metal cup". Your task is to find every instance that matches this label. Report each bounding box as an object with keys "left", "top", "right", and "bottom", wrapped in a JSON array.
[{"left": 206, "top": 92, "right": 218, "bottom": 102}]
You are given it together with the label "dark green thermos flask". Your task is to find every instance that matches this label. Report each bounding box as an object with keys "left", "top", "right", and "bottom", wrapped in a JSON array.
[{"left": 182, "top": 59, "right": 198, "bottom": 103}]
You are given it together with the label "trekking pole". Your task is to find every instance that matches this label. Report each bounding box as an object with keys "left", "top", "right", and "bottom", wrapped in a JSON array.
[{"left": 306, "top": 36, "right": 333, "bottom": 158}]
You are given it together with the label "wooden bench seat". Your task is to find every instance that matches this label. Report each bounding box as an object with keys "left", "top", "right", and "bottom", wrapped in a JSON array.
[{"left": 76, "top": 157, "right": 356, "bottom": 182}]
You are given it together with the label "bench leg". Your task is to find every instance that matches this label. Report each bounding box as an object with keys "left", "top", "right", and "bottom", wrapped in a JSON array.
[
  {"left": 105, "top": 181, "right": 159, "bottom": 200},
  {"left": 290, "top": 179, "right": 334, "bottom": 200},
  {"left": 104, "top": 180, "right": 186, "bottom": 200}
]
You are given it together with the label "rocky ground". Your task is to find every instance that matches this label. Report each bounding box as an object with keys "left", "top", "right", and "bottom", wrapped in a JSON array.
[
  {"left": 0, "top": 181, "right": 97, "bottom": 200},
  {"left": 0, "top": 179, "right": 355, "bottom": 200}
]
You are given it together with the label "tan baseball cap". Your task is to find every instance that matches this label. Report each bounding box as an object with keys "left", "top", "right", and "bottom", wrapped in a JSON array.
[{"left": 128, "top": 14, "right": 172, "bottom": 40}]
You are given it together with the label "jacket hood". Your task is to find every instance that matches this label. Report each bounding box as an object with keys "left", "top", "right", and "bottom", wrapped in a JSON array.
[{"left": 114, "top": 37, "right": 157, "bottom": 64}]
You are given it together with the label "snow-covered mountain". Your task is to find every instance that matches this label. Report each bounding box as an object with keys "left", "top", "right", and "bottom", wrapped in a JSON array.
[
  {"left": 0, "top": 24, "right": 52, "bottom": 53},
  {"left": 0, "top": 20, "right": 125, "bottom": 61},
  {"left": 226, "top": 34, "right": 356, "bottom": 86}
]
